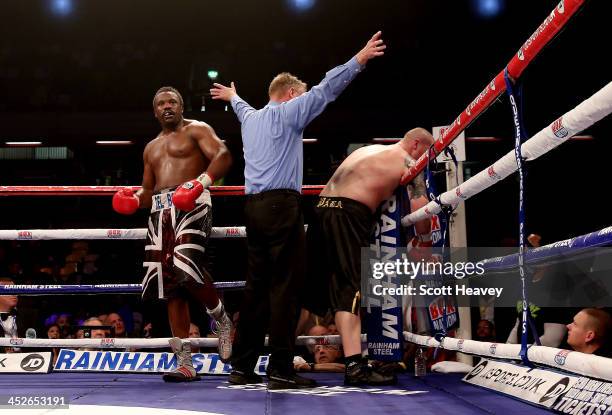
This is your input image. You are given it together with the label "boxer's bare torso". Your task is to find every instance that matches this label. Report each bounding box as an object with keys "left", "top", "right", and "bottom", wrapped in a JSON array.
[
  {"left": 144, "top": 119, "right": 213, "bottom": 191},
  {"left": 321, "top": 144, "right": 413, "bottom": 212}
]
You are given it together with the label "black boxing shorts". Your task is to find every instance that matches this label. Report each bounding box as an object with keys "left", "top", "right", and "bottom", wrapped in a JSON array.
[
  {"left": 304, "top": 196, "right": 374, "bottom": 316},
  {"left": 142, "top": 186, "right": 213, "bottom": 300}
]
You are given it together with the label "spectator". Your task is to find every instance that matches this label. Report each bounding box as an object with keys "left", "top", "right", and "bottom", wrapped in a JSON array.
[
  {"left": 82, "top": 253, "right": 99, "bottom": 277},
  {"left": 46, "top": 323, "right": 60, "bottom": 365},
  {"left": 314, "top": 344, "right": 343, "bottom": 365},
  {"left": 506, "top": 305, "right": 568, "bottom": 348},
  {"left": 73, "top": 317, "right": 108, "bottom": 352},
  {"left": 304, "top": 325, "right": 329, "bottom": 355},
  {"left": 505, "top": 232, "right": 580, "bottom": 348},
  {"left": 46, "top": 324, "right": 60, "bottom": 339},
  {"left": 75, "top": 317, "right": 106, "bottom": 348},
  {"left": 57, "top": 313, "right": 73, "bottom": 338},
  {"left": 527, "top": 233, "right": 542, "bottom": 248},
  {"left": 189, "top": 323, "right": 201, "bottom": 353},
  {"left": 105, "top": 312, "right": 126, "bottom": 337},
  {"left": 44, "top": 314, "right": 59, "bottom": 328},
  {"left": 294, "top": 344, "right": 344, "bottom": 373},
  {"left": 307, "top": 325, "right": 328, "bottom": 337},
  {"left": 566, "top": 308, "right": 611, "bottom": 357},
  {"left": 327, "top": 324, "right": 338, "bottom": 335},
  {"left": 143, "top": 322, "right": 153, "bottom": 339},
  {"left": 0, "top": 277, "right": 23, "bottom": 352},
  {"left": 295, "top": 309, "right": 317, "bottom": 337},
  {"left": 475, "top": 319, "right": 496, "bottom": 342},
  {"left": 132, "top": 311, "right": 144, "bottom": 337},
  {"left": 527, "top": 233, "right": 550, "bottom": 284}
]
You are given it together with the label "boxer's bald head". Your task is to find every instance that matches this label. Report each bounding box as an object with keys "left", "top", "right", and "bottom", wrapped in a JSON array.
[{"left": 402, "top": 128, "right": 434, "bottom": 159}]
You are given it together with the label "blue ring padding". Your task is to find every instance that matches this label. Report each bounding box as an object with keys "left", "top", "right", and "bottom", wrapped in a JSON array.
[
  {"left": 0, "top": 281, "right": 246, "bottom": 295},
  {"left": 482, "top": 226, "right": 612, "bottom": 271}
]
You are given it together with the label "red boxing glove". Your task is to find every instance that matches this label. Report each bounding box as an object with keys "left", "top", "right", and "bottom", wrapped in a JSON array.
[
  {"left": 112, "top": 188, "right": 139, "bottom": 215},
  {"left": 172, "top": 180, "right": 204, "bottom": 211},
  {"left": 173, "top": 172, "right": 214, "bottom": 212}
]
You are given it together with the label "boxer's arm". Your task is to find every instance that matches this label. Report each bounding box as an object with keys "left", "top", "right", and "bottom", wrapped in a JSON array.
[
  {"left": 172, "top": 124, "right": 231, "bottom": 212},
  {"left": 404, "top": 168, "right": 430, "bottom": 236},
  {"left": 193, "top": 122, "right": 232, "bottom": 182},
  {"left": 408, "top": 173, "right": 427, "bottom": 199},
  {"left": 410, "top": 194, "right": 431, "bottom": 236}
]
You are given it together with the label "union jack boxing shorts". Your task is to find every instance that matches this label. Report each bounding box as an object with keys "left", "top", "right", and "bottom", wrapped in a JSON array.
[{"left": 142, "top": 186, "right": 213, "bottom": 300}]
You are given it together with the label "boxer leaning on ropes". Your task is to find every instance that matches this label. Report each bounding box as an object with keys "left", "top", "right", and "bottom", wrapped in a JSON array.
[{"left": 303, "top": 128, "right": 434, "bottom": 385}]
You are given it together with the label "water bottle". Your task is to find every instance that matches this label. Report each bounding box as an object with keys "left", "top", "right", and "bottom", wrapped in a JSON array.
[{"left": 414, "top": 347, "right": 426, "bottom": 377}]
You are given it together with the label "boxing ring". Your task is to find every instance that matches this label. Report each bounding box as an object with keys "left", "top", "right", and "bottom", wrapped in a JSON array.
[
  {"left": 0, "top": 372, "right": 551, "bottom": 415},
  {"left": 1, "top": 0, "right": 611, "bottom": 413}
]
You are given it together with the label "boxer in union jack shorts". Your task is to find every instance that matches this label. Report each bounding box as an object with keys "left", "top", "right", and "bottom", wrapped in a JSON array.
[{"left": 112, "top": 86, "right": 233, "bottom": 382}]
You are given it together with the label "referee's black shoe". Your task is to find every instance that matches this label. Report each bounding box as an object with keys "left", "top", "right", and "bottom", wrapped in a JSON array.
[
  {"left": 228, "top": 370, "right": 263, "bottom": 385},
  {"left": 267, "top": 369, "right": 317, "bottom": 390},
  {"left": 345, "top": 361, "right": 397, "bottom": 386}
]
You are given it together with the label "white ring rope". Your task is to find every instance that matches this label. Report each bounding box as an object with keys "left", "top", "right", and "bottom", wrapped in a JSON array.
[
  {"left": 404, "top": 332, "right": 612, "bottom": 382},
  {"left": 403, "top": 81, "right": 612, "bottom": 226},
  {"left": 0, "top": 227, "right": 247, "bottom": 240},
  {"left": 0, "top": 226, "right": 312, "bottom": 240},
  {"left": 5, "top": 332, "right": 607, "bottom": 381},
  {"left": 0, "top": 334, "right": 352, "bottom": 349}
]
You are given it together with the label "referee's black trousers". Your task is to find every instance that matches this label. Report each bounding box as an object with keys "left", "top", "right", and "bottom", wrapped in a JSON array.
[{"left": 231, "top": 189, "right": 305, "bottom": 374}]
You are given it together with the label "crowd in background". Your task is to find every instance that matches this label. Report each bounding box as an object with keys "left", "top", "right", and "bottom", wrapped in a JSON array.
[{"left": 1, "top": 231, "right": 610, "bottom": 372}]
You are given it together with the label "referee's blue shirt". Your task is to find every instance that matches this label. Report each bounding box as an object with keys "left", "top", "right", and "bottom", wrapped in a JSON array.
[{"left": 230, "top": 57, "right": 363, "bottom": 195}]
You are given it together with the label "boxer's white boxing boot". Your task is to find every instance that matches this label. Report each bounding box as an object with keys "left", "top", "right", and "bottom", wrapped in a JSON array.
[{"left": 163, "top": 337, "right": 200, "bottom": 382}]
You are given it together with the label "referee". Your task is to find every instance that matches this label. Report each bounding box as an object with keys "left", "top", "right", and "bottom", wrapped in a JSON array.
[{"left": 210, "top": 31, "right": 385, "bottom": 389}]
